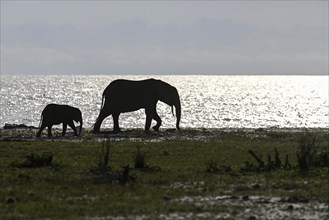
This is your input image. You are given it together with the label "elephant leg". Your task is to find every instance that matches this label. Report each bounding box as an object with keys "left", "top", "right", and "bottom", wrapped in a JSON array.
[
  {"left": 152, "top": 110, "right": 162, "bottom": 132},
  {"left": 93, "top": 110, "right": 111, "bottom": 133},
  {"left": 145, "top": 115, "right": 152, "bottom": 131},
  {"left": 47, "top": 125, "right": 53, "bottom": 137},
  {"left": 36, "top": 123, "right": 47, "bottom": 137},
  {"left": 145, "top": 107, "right": 162, "bottom": 131},
  {"left": 145, "top": 107, "right": 162, "bottom": 132},
  {"left": 145, "top": 109, "right": 152, "bottom": 131},
  {"left": 62, "top": 123, "right": 68, "bottom": 136},
  {"left": 112, "top": 113, "right": 121, "bottom": 133},
  {"left": 68, "top": 121, "right": 78, "bottom": 136}
]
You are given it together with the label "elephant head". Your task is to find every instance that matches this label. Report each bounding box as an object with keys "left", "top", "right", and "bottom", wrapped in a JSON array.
[
  {"left": 73, "top": 108, "right": 83, "bottom": 135},
  {"left": 156, "top": 80, "right": 181, "bottom": 130}
]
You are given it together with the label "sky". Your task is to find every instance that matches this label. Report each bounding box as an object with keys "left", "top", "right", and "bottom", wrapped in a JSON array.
[{"left": 1, "top": 1, "right": 328, "bottom": 75}]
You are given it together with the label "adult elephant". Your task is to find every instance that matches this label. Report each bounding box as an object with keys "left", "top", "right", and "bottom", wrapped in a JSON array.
[
  {"left": 36, "top": 104, "right": 83, "bottom": 137},
  {"left": 93, "top": 79, "right": 181, "bottom": 133}
]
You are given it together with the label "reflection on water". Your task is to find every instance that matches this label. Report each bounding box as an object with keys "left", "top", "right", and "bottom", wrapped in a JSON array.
[{"left": 0, "top": 75, "right": 328, "bottom": 129}]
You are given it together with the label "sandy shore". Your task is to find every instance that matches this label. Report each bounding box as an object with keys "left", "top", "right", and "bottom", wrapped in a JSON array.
[{"left": 1, "top": 125, "right": 328, "bottom": 141}]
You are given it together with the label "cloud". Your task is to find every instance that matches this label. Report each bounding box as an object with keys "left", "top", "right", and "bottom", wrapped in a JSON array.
[{"left": 1, "top": 1, "right": 328, "bottom": 75}]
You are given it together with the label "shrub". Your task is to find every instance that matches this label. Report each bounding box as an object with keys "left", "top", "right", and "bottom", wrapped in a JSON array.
[
  {"left": 134, "top": 146, "right": 146, "bottom": 169},
  {"left": 241, "top": 148, "right": 291, "bottom": 172},
  {"left": 134, "top": 146, "right": 161, "bottom": 172},
  {"left": 17, "top": 153, "right": 53, "bottom": 168},
  {"left": 315, "top": 151, "right": 329, "bottom": 167},
  {"left": 98, "top": 139, "right": 111, "bottom": 173},
  {"left": 296, "top": 132, "right": 318, "bottom": 171},
  {"left": 206, "top": 159, "right": 232, "bottom": 174}
]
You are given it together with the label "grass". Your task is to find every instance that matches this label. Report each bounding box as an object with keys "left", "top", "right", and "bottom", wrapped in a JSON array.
[{"left": 0, "top": 129, "right": 328, "bottom": 219}]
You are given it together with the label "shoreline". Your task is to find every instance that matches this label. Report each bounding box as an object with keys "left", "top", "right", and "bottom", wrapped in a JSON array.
[{"left": 1, "top": 126, "right": 328, "bottom": 141}]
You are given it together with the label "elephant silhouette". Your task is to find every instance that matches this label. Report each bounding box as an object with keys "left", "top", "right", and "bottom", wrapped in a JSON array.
[
  {"left": 36, "top": 104, "right": 83, "bottom": 137},
  {"left": 93, "top": 79, "right": 181, "bottom": 133}
]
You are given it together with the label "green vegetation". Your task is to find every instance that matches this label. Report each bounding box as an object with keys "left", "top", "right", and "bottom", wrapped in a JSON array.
[{"left": 0, "top": 129, "right": 328, "bottom": 219}]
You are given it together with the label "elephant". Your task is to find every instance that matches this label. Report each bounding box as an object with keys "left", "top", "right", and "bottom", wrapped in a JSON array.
[
  {"left": 93, "top": 78, "right": 181, "bottom": 133},
  {"left": 36, "top": 104, "right": 83, "bottom": 137}
]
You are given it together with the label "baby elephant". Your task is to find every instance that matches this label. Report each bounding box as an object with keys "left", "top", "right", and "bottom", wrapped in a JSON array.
[{"left": 36, "top": 104, "right": 83, "bottom": 137}]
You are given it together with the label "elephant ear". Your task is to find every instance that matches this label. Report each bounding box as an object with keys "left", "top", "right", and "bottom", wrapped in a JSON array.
[
  {"left": 155, "top": 80, "right": 176, "bottom": 106},
  {"left": 154, "top": 80, "right": 165, "bottom": 100}
]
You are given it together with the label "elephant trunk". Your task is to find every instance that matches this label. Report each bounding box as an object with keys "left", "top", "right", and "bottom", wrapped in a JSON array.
[
  {"left": 79, "top": 118, "right": 83, "bottom": 135},
  {"left": 175, "top": 99, "right": 181, "bottom": 130}
]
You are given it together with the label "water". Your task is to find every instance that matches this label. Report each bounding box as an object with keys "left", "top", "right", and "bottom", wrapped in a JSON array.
[{"left": 0, "top": 75, "right": 328, "bottom": 130}]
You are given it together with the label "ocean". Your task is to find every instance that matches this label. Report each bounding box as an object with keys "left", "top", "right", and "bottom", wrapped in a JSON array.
[{"left": 0, "top": 75, "right": 328, "bottom": 130}]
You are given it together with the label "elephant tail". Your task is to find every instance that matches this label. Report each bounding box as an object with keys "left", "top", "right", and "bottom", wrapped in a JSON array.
[
  {"left": 92, "top": 92, "right": 106, "bottom": 131},
  {"left": 95, "top": 93, "right": 106, "bottom": 119},
  {"left": 38, "top": 114, "right": 43, "bottom": 129},
  {"left": 100, "top": 92, "right": 106, "bottom": 111},
  {"left": 171, "top": 106, "right": 175, "bottom": 117}
]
